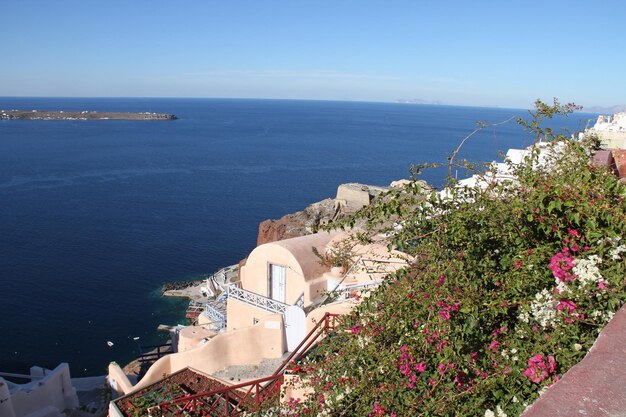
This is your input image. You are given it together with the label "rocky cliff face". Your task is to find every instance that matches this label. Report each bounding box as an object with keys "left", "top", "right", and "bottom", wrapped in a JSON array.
[
  {"left": 257, "top": 198, "right": 341, "bottom": 245},
  {"left": 255, "top": 181, "right": 431, "bottom": 246}
]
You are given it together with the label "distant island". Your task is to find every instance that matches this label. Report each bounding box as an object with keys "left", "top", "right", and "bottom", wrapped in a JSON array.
[
  {"left": 579, "top": 104, "right": 626, "bottom": 114},
  {"left": 0, "top": 109, "right": 177, "bottom": 121},
  {"left": 396, "top": 98, "right": 443, "bottom": 105}
]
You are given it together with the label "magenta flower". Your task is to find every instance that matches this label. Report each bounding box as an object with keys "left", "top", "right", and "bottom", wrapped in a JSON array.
[
  {"left": 548, "top": 249, "right": 576, "bottom": 282},
  {"left": 568, "top": 228, "right": 580, "bottom": 238},
  {"left": 489, "top": 340, "right": 500, "bottom": 352},
  {"left": 370, "top": 401, "right": 387, "bottom": 417},
  {"left": 437, "top": 274, "right": 446, "bottom": 286},
  {"left": 556, "top": 299, "right": 577, "bottom": 314},
  {"left": 523, "top": 354, "right": 557, "bottom": 383}
]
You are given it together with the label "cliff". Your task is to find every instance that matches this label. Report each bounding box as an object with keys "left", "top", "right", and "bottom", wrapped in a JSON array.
[{"left": 256, "top": 182, "right": 417, "bottom": 245}]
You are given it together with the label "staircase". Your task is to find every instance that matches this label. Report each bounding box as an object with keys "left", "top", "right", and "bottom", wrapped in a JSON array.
[
  {"left": 154, "top": 313, "right": 341, "bottom": 417},
  {"left": 202, "top": 291, "right": 228, "bottom": 330}
]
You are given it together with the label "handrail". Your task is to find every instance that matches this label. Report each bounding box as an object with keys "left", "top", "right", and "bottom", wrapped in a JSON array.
[
  {"left": 203, "top": 303, "right": 227, "bottom": 330},
  {"left": 155, "top": 373, "right": 284, "bottom": 416},
  {"left": 227, "top": 284, "right": 289, "bottom": 315},
  {"left": 294, "top": 292, "right": 305, "bottom": 308},
  {"left": 155, "top": 313, "right": 341, "bottom": 417},
  {"left": 331, "top": 280, "right": 382, "bottom": 302}
]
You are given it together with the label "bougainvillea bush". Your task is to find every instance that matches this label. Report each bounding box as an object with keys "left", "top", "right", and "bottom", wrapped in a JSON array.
[{"left": 263, "top": 102, "right": 626, "bottom": 417}]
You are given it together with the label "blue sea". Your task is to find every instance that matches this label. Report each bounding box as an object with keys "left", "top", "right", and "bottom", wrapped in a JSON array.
[{"left": 0, "top": 97, "right": 595, "bottom": 377}]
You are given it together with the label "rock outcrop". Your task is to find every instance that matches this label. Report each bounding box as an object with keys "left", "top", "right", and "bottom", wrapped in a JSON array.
[
  {"left": 257, "top": 183, "right": 394, "bottom": 246},
  {"left": 257, "top": 198, "right": 340, "bottom": 246}
]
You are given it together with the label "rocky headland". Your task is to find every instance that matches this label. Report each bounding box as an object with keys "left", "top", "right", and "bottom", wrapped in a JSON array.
[
  {"left": 256, "top": 181, "right": 422, "bottom": 245},
  {"left": 0, "top": 109, "right": 177, "bottom": 121}
]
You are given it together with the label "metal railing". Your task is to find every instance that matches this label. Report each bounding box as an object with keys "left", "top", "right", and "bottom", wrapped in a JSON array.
[
  {"left": 203, "top": 303, "right": 227, "bottom": 330},
  {"left": 227, "top": 284, "right": 289, "bottom": 315},
  {"left": 333, "top": 280, "right": 381, "bottom": 302},
  {"left": 294, "top": 292, "right": 305, "bottom": 309},
  {"left": 154, "top": 313, "right": 341, "bottom": 417}
]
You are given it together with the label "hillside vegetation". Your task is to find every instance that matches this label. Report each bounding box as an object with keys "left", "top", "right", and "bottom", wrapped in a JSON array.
[{"left": 267, "top": 100, "right": 626, "bottom": 417}]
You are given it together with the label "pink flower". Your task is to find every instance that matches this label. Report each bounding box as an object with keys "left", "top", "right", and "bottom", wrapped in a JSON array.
[
  {"left": 437, "top": 274, "right": 446, "bottom": 286},
  {"left": 370, "top": 402, "right": 387, "bottom": 417},
  {"left": 514, "top": 261, "right": 523, "bottom": 269},
  {"left": 548, "top": 249, "right": 576, "bottom": 282},
  {"left": 489, "top": 340, "right": 500, "bottom": 352},
  {"left": 415, "top": 362, "right": 426, "bottom": 373},
  {"left": 598, "top": 281, "right": 607, "bottom": 290},
  {"left": 351, "top": 325, "right": 361, "bottom": 335},
  {"left": 439, "top": 310, "right": 451, "bottom": 320},
  {"left": 438, "top": 363, "right": 447, "bottom": 375},
  {"left": 556, "top": 299, "right": 577, "bottom": 314},
  {"left": 568, "top": 228, "right": 580, "bottom": 238},
  {"left": 523, "top": 354, "right": 557, "bottom": 383}
]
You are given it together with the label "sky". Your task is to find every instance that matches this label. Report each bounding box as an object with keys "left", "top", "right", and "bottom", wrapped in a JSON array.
[{"left": 2, "top": 0, "right": 625, "bottom": 109}]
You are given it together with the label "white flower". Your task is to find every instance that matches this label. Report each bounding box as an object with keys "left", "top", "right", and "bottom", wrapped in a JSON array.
[
  {"left": 555, "top": 281, "right": 569, "bottom": 294},
  {"left": 485, "top": 409, "right": 496, "bottom": 417},
  {"left": 496, "top": 405, "right": 508, "bottom": 417},
  {"left": 512, "top": 396, "right": 519, "bottom": 403},
  {"left": 609, "top": 244, "right": 626, "bottom": 260},
  {"left": 518, "top": 311, "right": 530, "bottom": 323},
  {"left": 572, "top": 256, "right": 603, "bottom": 287},
  {"left": 519, "top": 288, "right": 557, "bottom": 329}
]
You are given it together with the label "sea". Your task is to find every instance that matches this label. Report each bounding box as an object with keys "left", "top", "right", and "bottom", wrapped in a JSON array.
[{"left": 0, "top": 97, "right": 596, "bottom": 377}]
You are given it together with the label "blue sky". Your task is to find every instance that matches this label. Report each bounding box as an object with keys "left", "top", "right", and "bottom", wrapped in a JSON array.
[{"left": 2, "top": 0, "right": 625, "bottom": 108}]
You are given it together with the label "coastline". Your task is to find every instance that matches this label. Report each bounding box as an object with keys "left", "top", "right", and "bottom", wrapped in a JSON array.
[{"left": 0, "top": 109, "right": 177, "bottom": 120}]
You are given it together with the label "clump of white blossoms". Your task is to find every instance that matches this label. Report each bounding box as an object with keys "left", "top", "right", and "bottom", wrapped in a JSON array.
[
  {"left": 518, "top": 289, "right": 557, "bottom": 329},
  {"left": 598, "top": 236, "right": 625, "bottom": 261},
  {"left": 484, "top": 406, "right": 508, "bottom": 417},
  {"left": 572, "top": 255, "right": 603, "bottom": 288},
  {"left": 609, "top": 244, "right": 626, "bottom": 261}
]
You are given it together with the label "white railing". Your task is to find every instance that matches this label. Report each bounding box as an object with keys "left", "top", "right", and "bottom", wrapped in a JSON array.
[
  {"left": 202, "top": 303, "right": 226, "bottom": 330},
  {"left": 334, "top": 280, "right": 381, "bottom": 301},
  {"left": 294, "top": 292, "right": 305, "bottom": 309},
  {"left": 227, "top": 283, "right": 289, "bottom": 315}
]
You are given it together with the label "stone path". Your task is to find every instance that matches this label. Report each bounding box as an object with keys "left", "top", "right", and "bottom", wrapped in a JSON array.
[{"left": 210, "top": 355, "right": 289, "bottom": 384}]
